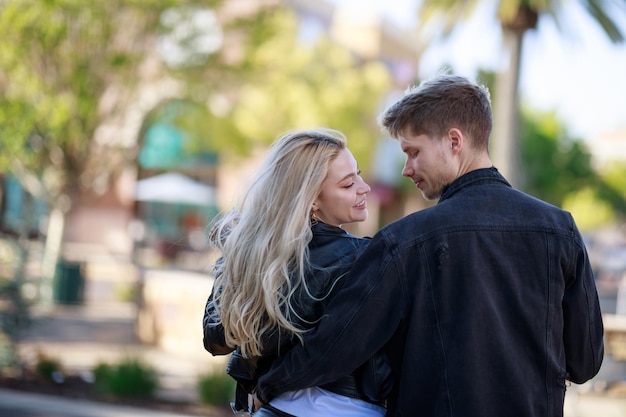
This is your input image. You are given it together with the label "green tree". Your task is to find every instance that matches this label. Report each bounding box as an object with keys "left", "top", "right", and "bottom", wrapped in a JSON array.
[
  {"left": 592, "top": 161, "right": 626, "bottom": 222},
  {"left": 520, "top": 108, "right": 596, "bottom": 206},
  {"left": 561, "top": 160, "right": 626, "bottom": 231},
  {"left": 172, "top": 9, "right": 392, "bottom": 167},
  {"left": 0, "top": 1, "right": 392, "bottom": 293},
  {"left": 417, "top": 0, "right": 626, "bottom": 188},
  {"left": 0, "top": 0, "right": 281, "bottom": 296},
  {"left": 520, "top": 107, "right": 626, "bottom": 229}
]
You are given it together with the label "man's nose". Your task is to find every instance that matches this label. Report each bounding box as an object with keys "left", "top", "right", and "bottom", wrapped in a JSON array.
[{"left": 402, "top": 162, "right": 412, "bottom": 177}]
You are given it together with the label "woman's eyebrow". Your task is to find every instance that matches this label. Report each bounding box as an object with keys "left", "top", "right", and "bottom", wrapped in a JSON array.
[{"left": 336, "top": 172, "right": 356, "bottom": 184}]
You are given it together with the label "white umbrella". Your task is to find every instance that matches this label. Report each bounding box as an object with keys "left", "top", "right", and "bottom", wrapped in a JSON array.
[{"left": 135, "top": 172, "right": 216, "bottom": 206}]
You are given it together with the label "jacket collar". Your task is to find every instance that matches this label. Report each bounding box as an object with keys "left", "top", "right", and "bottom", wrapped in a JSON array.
[
  {"left": 311, "top": 220, "right": 349, "bottom": 236},
  {"left": 439, "top": 167, "right": 511, "bottom": 203}
]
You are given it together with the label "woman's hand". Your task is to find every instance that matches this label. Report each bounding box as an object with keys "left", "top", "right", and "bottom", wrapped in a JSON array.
[{"left": 253, "top": 393, "right": 264, "bottom": 412}]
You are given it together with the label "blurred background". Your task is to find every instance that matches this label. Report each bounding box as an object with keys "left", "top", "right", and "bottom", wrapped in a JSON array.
[{"left": 0, "top": 0, "right": 625, "bottom": 414}]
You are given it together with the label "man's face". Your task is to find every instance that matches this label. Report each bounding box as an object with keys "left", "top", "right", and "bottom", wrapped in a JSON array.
[{"left": 399, "top": 129, "right": 456, "bottom": 200}]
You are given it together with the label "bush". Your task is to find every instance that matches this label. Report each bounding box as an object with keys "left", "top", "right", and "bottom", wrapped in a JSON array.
[
  {"left": 93, "top": 357, "right": 158, "bottom": 399},
  {"left": 114, "top": 283, "right": 136, "bottom": 302},
  {"left": 35, "top": 353, "right": 64, "bottom": 383},
  {"left": 197, "top": 371, "right": 236, "bottom": 406}
]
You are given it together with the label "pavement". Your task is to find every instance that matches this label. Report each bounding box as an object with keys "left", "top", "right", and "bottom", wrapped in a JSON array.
[
  {"left": 1, "top": 299, "right": 235, "bottom": 416},
  {"left": 0, "top": 267, "right": 231, "bottom": 417},
  {"left": 0, "top": 388, "right": 209, "bottom": 417}
]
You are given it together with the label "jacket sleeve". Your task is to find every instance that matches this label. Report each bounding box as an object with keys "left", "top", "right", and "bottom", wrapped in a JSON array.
[
  {"left": 203, "top": 286, "right": 235, "bottom": 356},
  {"left": 562, "top": 226, "right": 604, "bottom": 383},
  {"left": 256, "top": 231, "right": 404, "bottom": 403}
]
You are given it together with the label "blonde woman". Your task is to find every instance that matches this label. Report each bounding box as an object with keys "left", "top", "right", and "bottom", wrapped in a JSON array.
[{"left": 203, "top": 129, "right": 391, "bottom": 417}]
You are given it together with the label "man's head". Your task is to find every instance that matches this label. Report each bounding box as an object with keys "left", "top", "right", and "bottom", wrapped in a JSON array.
[{"left": 379, "top": 74, "right": 493, "bottom": 200}]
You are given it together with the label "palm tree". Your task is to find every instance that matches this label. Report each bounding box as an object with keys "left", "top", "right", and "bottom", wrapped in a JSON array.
[{"left": 417, "top": 0, "right": 625, "bottom": 188}]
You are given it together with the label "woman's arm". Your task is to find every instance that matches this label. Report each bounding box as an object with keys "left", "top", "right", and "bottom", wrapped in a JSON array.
[{"left": 203, "top": 290, "right": 235, "bottom": 356}]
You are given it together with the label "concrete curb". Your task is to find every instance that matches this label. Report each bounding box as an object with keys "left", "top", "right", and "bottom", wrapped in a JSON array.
[{"left": 0, "top": 388, "right": 200, "bottom": 417}]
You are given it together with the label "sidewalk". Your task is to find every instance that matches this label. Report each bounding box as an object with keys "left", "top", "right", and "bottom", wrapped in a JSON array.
[
  {"left": 6, "top": 279, "right": 231, "bottom": 417},
  {"left": 0, "top": 388, "right": 211, "bottom": 417},
  {"left": 17, "top": 300, "right": 207, "bottom": 404},
  {"left": 4, "top": 298, "right": 233, "bottom": 416}
]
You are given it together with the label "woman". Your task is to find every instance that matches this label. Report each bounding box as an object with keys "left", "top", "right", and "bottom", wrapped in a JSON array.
[{"left": 203, "top": 129, "right": 391, "bottom": 417}]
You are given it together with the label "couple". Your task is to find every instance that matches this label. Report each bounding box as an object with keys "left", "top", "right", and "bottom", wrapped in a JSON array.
[{"left": 203, "top": 74, "right": 604, "bottom": 417}]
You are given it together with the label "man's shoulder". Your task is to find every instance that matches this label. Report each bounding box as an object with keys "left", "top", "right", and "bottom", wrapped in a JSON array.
[
  {"left": 375, "top": 208, "right": 436, "bottom": 245},
  {"left": 383, "top": 205, "right": 436, "bottom": 229}
]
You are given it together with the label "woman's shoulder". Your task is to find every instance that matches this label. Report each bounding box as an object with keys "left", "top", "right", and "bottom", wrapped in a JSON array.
[{"left": 309, "top": 223, "right": 369, "bottom": 268}]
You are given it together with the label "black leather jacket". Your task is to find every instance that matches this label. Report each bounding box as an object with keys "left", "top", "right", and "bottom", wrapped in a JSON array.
[{"left": 203, "top": 221, "right": 393, "bottom": 405}]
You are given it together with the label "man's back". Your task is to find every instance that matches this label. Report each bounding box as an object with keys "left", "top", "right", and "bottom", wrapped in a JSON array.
[{"left": 375, "top": 168, "right": 603, "bottom": 416}]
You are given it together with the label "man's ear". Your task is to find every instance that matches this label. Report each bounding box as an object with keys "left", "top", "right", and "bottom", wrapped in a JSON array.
[{"left": 448, "top": 128, "right": 463, "bottom": 154}]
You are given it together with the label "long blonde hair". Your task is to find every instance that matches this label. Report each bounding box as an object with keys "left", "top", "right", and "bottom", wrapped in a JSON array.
[{"left": 209, "top": 128, "right": 347, "bottom": 357}]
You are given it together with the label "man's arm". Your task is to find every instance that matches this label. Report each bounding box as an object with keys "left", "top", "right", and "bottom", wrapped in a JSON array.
[
  {"left": 256, "top": 231, "right": 405, "bottom": 403},
  {"left": 562, "top": 226, "right": 604, "bottom": 383}
]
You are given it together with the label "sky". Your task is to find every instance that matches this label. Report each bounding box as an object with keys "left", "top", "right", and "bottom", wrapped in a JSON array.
[{"left": 331, "top": 0, "right": 626, "bottom": 141}]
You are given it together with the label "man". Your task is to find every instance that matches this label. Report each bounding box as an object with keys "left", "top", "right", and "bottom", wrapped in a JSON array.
[{"left": 255, "top": 74, "right": 604, "bottom": 416}]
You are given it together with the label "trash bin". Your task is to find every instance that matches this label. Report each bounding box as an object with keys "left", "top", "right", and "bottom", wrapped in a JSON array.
[{"left": 53, "top": 260, "right": 84, "bottom": 304}]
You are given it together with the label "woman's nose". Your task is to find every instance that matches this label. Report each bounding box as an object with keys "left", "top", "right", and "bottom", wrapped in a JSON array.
[{"left": 358, "top": 178, "right": 371, "bottom": 194}]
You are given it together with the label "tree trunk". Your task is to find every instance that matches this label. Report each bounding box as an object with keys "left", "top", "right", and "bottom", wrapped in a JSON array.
[{"left": 492, "top": 27, "right": 524, "bottom": 189}]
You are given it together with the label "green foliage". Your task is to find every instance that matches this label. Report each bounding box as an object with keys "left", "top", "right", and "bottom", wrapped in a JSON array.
[
  {"left": 93, "top": 358, "right": 159, "bottom": 399},
  {"left": 171, "top": 8, "right": 392, "bottom": 168},
  {"left": 417, "top": 0, "right": 624, "bottom": 44},
  {"left": 35, "top": 353, "right": 63, "bottom": 383},
  {"left": 92, "top": 362, "right": 112, "bottom": 392},
  {"left": 562, "top": 188, "right": 616, "bottom": 231},
  {"left": 231, "top": 19, "right": 391, "bottom": 166},
  {"left": 0, "top": 0, "right": 168, "bottom": 200},
  {"left": 197, "top": 371, "right": 236, "bottom": 406},
  {"left": 0, "top": 249, "right": 30, "bottom": 371},
  {"left": 1, "top": 0, "right": 388, "bottom": 201},
  {"left": 520, "top": 109, "right": 596, "bottom": 207},
  {"left": 114, "top": 283, "right": 137, "bottom": 302},
  {"left": 597, "top": 162, "right": 626, "bottom": 216},
  {"left": 518, "top": 108, "right": 626, "bottom": 226}
]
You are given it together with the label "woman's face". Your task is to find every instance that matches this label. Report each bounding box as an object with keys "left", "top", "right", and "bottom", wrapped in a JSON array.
[{"left": 313, "top": 148, "right": 370, "bottom": 227}]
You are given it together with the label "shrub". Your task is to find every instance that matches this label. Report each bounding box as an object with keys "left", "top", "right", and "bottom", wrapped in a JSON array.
[
  {"left": 93, "top": 357, "right": 158, "bottom": 399},
  {"left": 35, "top": 353, "right": 63, "bottom": 383},
  {"left": 114, "top": 283, "right": 136, "bottom": 302},
  {"left": 197, "top": 371, "right": 236, "bottom": 406}
]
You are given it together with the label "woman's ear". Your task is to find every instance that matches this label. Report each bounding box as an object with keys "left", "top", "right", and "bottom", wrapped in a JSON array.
[{"left": 310, "top": 203, "right": 319, "bottom": 221}]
